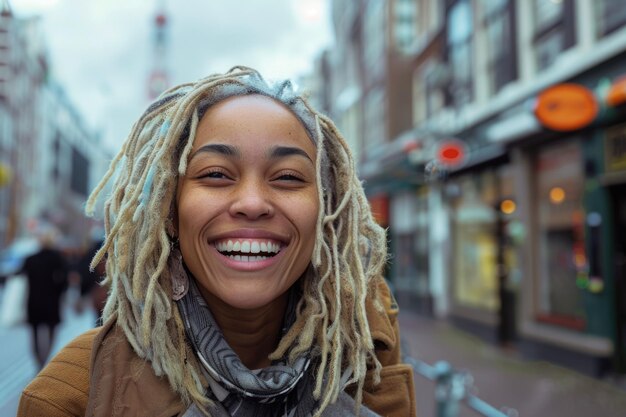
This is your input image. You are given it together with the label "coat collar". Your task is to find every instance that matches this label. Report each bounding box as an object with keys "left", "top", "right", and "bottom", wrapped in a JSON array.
[{"left": 85, "top": 279, "right": 397, "bottom": 417}]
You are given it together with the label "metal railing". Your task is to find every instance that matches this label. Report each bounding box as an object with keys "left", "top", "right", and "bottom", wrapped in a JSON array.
[{"left": 406, "top": 357, "right": 519, "bottom": 417}]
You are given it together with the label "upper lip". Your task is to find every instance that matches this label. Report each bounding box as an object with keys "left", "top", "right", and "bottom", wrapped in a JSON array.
[{"left": 209, "top": 229, "right": 289, "bottom": 244}]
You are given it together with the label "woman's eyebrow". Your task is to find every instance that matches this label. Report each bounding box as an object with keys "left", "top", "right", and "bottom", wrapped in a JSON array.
[
  {"left": 268, "top": 146, "right": 313, "bottom": 163},
  {"left": 190, "top": 144, "right": 239, "bottom": 160}
]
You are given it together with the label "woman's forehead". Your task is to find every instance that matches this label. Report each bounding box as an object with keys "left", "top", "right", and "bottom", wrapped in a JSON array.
[
  {"left": 192, "top": 95, "right": 316, "bottom": 155},
  {"left": 196, "top": 90, "right": 317, "bottom": 142}
]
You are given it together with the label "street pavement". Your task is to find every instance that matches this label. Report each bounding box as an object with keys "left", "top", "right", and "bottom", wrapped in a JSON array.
[
  {"left": 400, "top": 310, "right": 626, "bottom": 417},
  {"left": 0, "top": 287, "right": 97, "bottom": 416},
  {"left": 2, "top": 290, "right": 626, "bottom": 416}
]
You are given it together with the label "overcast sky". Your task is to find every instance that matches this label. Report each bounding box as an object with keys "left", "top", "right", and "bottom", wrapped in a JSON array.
[{"left": 13, "top": 0, "right": 334, "bottom": 153}]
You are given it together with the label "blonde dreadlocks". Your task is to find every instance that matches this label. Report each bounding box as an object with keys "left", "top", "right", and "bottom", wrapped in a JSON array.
[{"left": 85, "top": 66, "right": 388, "bottom": 416}]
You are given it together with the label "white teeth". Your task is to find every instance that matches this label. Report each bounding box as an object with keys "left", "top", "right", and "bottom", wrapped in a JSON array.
[
  {"left": 226, "top": 255, "right": 270, "bottom": 262},
  {"left": 216, "top": 239, "right": 282, "bottom": 255}
]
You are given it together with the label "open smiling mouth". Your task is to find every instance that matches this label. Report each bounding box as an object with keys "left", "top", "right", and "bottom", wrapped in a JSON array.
[{"left": 214, "top": 239, "right": 283, "bottom": 262}]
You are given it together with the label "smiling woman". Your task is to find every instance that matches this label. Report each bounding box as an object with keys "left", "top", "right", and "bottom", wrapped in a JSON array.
[
  {"left": 17, "top": 67, "right": 416, "bottom": 417},
  {"left": 177, "top": 95, "right": 319, "bottom": 316}
]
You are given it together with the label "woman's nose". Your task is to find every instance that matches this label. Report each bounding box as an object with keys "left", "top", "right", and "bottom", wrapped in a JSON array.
[{"left": 228, "top": 179, "right": 273, "bottom": 220}]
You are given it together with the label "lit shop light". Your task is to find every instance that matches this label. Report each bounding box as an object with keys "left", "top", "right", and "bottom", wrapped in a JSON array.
[
  {"left": 549, "top": 187, "right": 566, "bottom": 204},
  {"left": 500, "top": 199, "right": 516, "bottom": 215}
]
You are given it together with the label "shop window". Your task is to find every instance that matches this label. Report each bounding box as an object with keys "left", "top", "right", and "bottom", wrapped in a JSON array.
[
  {"left": 534, "top": 141, "right": 586, "bottom": 330},
  {"left": 451, "top": 171, "right": 499, "bottom": 311},
  {"left": 594, "top": 0, "right": 626, "bottom": 37}
]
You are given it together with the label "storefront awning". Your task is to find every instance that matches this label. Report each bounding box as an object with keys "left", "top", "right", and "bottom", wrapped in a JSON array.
[
  {"left": 448, "top": 144, "right": 509, "bottom": 177},
  {"left": 359, "top": 136, "right": 427, "bottom": 195}
]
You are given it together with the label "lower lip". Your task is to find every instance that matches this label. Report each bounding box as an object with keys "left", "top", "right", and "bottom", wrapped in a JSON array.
[{"left": 213, "top": 246, "right": 285, "bottom": 271}]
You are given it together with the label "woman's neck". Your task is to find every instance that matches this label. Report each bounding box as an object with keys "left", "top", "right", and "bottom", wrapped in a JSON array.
[{"left": 199, "top": 289, "right": 288, "bottom": 369}]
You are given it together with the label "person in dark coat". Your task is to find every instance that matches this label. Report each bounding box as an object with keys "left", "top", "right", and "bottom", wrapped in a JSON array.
[
  {"left": 20, "top": 231, "right": 68, "bottom": 369},
  {"left": 76, "top": 239, "right": 106, "bottom": 325}
]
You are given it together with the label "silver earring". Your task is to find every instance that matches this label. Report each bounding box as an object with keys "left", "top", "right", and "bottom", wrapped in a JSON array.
[{"left": 168, "top": 245, "right": 189, "bottom": 300}]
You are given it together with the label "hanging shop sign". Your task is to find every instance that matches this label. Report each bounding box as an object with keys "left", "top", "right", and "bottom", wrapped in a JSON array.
[
  {"left": 606, "top": 75, "right": 626, "bottom": 107},
  {"left": 534, "top": 83, "right": 598, "bottom": 131},
  {"left": 436, "top": 138, "right": 467, "bottom": 168}
]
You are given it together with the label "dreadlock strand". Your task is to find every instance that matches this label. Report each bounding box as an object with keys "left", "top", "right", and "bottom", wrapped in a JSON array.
[
  {"left": 140, "top": 229, "right": 173, "bottom": 345},
  {"left": 85, "top": 147, "right": 127, "bottom": 217},
  {"left": 312, "top": 116, "right": 326, "bottom": 266},
  {"left": 311, "top": 239, "right": 334, "bottom": 398},
  {"left": 178, "top": 109, "right": 199, "bottom": 174}
]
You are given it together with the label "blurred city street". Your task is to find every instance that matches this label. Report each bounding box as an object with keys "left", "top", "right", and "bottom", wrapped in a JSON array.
[{"left": 0, "top": 287, "right": 96, "bottom": 416}]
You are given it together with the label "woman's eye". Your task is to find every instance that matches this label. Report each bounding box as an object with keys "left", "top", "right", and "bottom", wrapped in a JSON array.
[
  {"left": 278, "top": 174, "right": 302, "bottom": 181},
  {"left": 199, "top": 170, "right": 229, "bottom": 180},
  {"left": 274, "top": 173, "right": 304, "bottom": 182}
]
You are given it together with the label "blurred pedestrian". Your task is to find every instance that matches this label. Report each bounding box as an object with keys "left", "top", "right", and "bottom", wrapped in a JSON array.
[
  {"left": 76, "top": 238, "right": 106, "bottom": 325},
  {"left": 18, "top": 67, "right": 415, "bottom": 417},
  {"left": 20, "top": 228, "right": 68, "bottom": 369}
]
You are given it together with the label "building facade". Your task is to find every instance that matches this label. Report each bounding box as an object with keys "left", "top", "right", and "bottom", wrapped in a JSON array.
[
  {"left": 0, "top": 4, "right": 110, "bottom": 251},
  {"left": 322, "top": 0, "right": 626, "bottom": 376}
]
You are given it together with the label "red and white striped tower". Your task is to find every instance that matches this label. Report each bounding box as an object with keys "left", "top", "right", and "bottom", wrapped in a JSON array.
[{"left": 147, "top": 1, "right": 169, "bottom": 100}]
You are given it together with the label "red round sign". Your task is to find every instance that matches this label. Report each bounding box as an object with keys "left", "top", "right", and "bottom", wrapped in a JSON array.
[{"left": 437, "top": 139, "right": 466, "bottom": 167}]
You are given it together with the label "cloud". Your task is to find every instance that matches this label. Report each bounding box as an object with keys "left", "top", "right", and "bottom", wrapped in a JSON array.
[{"left": 13, "top": 0, "right": 332, "bottom": 152}]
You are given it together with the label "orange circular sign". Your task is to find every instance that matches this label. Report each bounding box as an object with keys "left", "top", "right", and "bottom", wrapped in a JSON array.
[{"left": 534, "top": 83, "right": 598, "bottom": 131}]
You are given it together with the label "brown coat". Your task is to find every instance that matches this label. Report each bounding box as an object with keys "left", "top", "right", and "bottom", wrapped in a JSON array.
[{"left": 18, "top": 281, "right": 416, "bottom": 417}]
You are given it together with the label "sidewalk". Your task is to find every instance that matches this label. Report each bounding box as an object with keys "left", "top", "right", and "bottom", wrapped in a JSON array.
[
  {"left": 399, "top": 310, "right": 626, "bottom": 417},
  {"left": 0, "top": 291, "right": 97, "bottom": 417}
]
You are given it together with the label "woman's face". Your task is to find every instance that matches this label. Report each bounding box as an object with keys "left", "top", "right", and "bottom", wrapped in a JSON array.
[{"left": 176, "top": 94, "right": 319, "bottom": 310}]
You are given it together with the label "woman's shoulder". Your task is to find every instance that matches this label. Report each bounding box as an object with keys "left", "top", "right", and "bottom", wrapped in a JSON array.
[
  {"left": 17, "top": 327, "right": 100, "bottom": 417},
  {"left": 87, "top": 319, "right": 184, "bottom": 416}
]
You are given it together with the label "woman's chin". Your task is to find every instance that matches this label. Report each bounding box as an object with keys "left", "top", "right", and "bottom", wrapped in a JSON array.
[{"left": 204, "top": 284, "right": 287, "bottom": 311}]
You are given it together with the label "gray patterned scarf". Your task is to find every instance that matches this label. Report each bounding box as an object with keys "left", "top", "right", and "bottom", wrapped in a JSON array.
[{"left": 176, "top": 278, "right": 318, "bottom": 417}]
